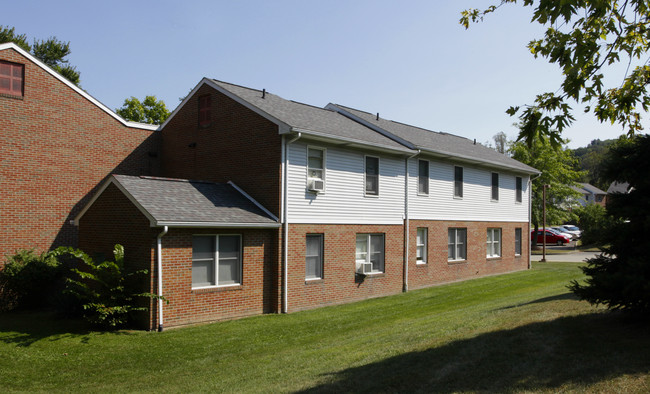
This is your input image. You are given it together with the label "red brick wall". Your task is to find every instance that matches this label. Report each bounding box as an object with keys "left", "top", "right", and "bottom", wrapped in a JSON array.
[
  {"left": 161, "top": 84, "right": 282, "bottom": 218},
  {"left": 0, "top": 48, "right": 160, "bottom": 262},
  {"left": 286, "top": 224, "right": 405, "bottom": 312},
  {"left": 407, "top": 220, "right": 530, "bottom": 290},
  {"left": 157, "top": 227, "right": 278, "bottom": 329}
]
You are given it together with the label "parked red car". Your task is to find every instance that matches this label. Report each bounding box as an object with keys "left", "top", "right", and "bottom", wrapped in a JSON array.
[{"left": 531, "top": 229, "right": 571, "bottom": 245}]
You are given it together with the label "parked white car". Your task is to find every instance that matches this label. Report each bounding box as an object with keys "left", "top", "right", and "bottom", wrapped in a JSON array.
[
  {"left": 558, "top": 225, "right": 581, "bottom": 238},
  {"left": 551, "top": 226, "right": 577, "bottom": 240}
]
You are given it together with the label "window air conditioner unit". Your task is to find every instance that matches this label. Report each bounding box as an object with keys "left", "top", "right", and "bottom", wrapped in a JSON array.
[
  {"left": 357, "top": 262, "right": 373, "bottom": 274},
  {"left": 308, "top": 179, "right": 325, "bottom": 193}
]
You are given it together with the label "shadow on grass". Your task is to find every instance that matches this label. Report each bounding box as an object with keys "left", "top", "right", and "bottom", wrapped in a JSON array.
[
  {"left": 0, "top": 310, "right": 134, "bottom": 347},
  {"left": 301, "top": 311, "right": 650, "bottom": 393},
  {"left": 498, "top": 292, "right": 579, "bottom": 310}
]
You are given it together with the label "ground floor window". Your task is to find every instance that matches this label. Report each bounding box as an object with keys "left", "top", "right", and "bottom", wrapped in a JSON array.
[
  {"left": 356, "top": 234, "right": 384, "bottom": 273},
  {"left": 448, "top": 228, "right": 467, "bottom": 261},
  {"left": 487, "top": 228, "right": 502, "bottom": 258},
  {"left": 515, "top": 228, "right": 522, "bottom": 256},
  {"left": 416, "top": 228, "right": 427, "bottom": 263},
  {"left": 306, "top": 234, "right": 324, "bottom": 279},
  {"left": 192, "top": 235, "right": 242, "bottom": 288}
]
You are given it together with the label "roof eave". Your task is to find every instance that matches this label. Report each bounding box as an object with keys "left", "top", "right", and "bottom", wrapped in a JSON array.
[
  {"left": 291, "top": 127, "right": 414, "bottom": 155},
  {"left": 153, "top": 221, "right": 281, "bottom": 228},
  {"left": 416, "top": 146, "right": 540, "bottom": 175}
]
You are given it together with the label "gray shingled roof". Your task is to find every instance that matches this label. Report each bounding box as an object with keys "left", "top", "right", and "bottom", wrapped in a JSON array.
[
  {"left": 578, "top": 182, "right": 607, "bottom": 195},
  {"left": 209, "top": 80, "right": 410, "bottom": 152},
  {"left": 112, "top": 175, "right": 279, "bottom": 226},
  {"left": 330, "top": 104, "right": 539, "bottom": 174},
  {"left": 607, "top": 181, "right": 630, "bottom": 194}
]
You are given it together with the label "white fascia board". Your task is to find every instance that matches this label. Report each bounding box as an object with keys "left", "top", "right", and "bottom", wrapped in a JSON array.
[
  {"left": 153, "top": 221, "right": 282, "bottom": 228},
  {"left": 73, "top": 176, "right": 157, "bottom": 226},
  {"left": 290, "top": 127, "right": 414, "bottom": 155},
  {"left": 0, "top": 43, "right": 158, "bottom": 131},
  {"left": 160, "top": 78, "right": 291, "bottom": 134},
  {"left": 227, "top": 181, "right": 280, "bottom": 222}
]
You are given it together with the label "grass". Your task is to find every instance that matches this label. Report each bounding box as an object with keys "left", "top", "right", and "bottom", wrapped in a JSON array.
[{"left": 1, "top": 262, "right": 648, "bottom": 393}]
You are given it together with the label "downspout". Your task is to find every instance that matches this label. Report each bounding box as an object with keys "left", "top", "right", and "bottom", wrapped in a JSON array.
[
  {"left": 282, "top": 132, "right": 301, "bottom": 313},
  {"left": 528, "top": 173, "right": 541, "bottom": 269},
  {"left": 156, "top": 225, "right": 168, "bottom": 332},
  {"left": 403, "top": 150, "right": 420, "bottom": 292}
]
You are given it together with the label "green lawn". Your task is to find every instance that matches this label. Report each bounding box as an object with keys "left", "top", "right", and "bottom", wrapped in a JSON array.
[{"left": 1, "top": 262, "right": 648, "bottom": 393}]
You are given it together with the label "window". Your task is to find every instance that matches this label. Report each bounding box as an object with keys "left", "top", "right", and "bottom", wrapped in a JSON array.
[
  {"left": 365, "top": 156, "right": 379, "bottom": 196},
  {"left": 516, "top": 177, "right": 523, "bottom": 203},
  {"left": 307, "top": 147, "right": 325, "bottom": 180},
  {"left": 448, "top": 228, "right": 467, "bottom": 261},
  {"left": 0, "top": 61, "right": 24, "bottom": 97},
  {"left": 491, "top": 173, "right": 499, "bottom": 200},
  {"left": 198, "top": 94, "right": 211, "bottom": 126},
  {"left": 515, "top": 228, "right": 522, "bottom": 256},
  {"left": 418, "top": 160, "right": 429, "bottom": 195},
  {"left": 416, "top": 228, "right": 427, "bottom": 264},
  {"left": 487, "top": 228, "right": 502, "bottom": 258},
  {"left": 454, "top": 166, "right": 463, "bottom": 198},
  {"left": 356, "top": 234, "right": 384, "bottom": 273},
  {"left": 306, "top": 234, "right": 323, "bottom": 279},
  {"left": 192, "top": 235, "right": 241, "bottom": 288}
]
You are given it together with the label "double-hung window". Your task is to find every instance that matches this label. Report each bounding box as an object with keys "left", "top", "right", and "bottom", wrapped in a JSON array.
[
  {"left": 454, "top": 166, "right": 463, "bottom": 198},
  {"left": 0, "top": 61, "right": 24, "bottom": 97},
  {"left": 416, "top": 228, "right": 427, "bottom": 264},
  {"left": 515, "top": 228, "right": 522, "bottom": 256},
  {"left": 306, "top": 234, "right": 323, "bottom": 280},
  {"left": 356, "top": 234, "right": 384, "bottom": 273},
  {"left": 491, "top": 173, "right": 499, "bottom": 201},
  {"left": 418, "top": 159, "right": 429, "bottom": 195},
  {"left": 365, "top": 156, "right": 379, "bottom": 196},
  {"left": 198, "top": 94, "right": 211, "bottom": 126},
  {"left": 192, "top": 235, "right": 242, "bottom": 288},
  {"left": 516, "top": 177, "right": 523, "bottom": 203},
  {"left": 487, "top": 228, "right": 502, "bottom": 258},
  {"left": 307, "top": 147, "right": 325, "bottom": 192},
  {"left": 448, "top": 228, "right": 467, "bottom": 261}
]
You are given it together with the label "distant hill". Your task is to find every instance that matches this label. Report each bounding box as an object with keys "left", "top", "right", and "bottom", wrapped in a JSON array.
[{"left": 571, "top": 138, "right": 617, "bottom": 191}]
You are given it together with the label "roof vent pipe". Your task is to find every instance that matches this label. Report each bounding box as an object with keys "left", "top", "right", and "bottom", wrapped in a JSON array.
[
  {"left": 474, "top": 139, "right": 476, "bottom": 145},
  {"left": 262, "top": 89, "right": 266, "bottom": 99},
  {"left": 376, "top": 113, "right": 379, "bottom": 120}
]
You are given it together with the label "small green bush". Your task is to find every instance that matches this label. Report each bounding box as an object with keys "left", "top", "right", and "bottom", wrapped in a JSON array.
[
  {"left": 574, "top": 204, "right": 618, "bottom": 246},
  {"left": 0, "top": 249, "right": 62, "bottom": 311}
]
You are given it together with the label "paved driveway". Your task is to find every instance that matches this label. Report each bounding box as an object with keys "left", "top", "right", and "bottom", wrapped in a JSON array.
[{"left": 531, "top": 251, "right": 601, "bottom": 262}]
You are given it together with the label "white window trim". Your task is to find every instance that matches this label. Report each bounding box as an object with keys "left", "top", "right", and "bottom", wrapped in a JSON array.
[
  {"left": 355, "top": 233, "right": 385, "bottom": 274},
  {"left": 487, "top": 228, "right": 502, "bottom": 258},
  {"left": 191, "top": 234, "right": 243, "bottom": 289},
  {"left": 305, "top": 234, "right": 324, "bottom": 280},
  {"left": 448, "top": 228, "right": 467, "bottom": 262},
  {"left": 454, "top": 166, "right": 463, "bottom": 199},
  {"left": 306, "top": 146, "right": 326, "bottom": 194},
  {"left": 364, "top": 155, "right": 380, "bottom": 197},
  {"left": 416, "top": 227, "right": 427, "bottom": 264},
  {"left": 417, "top": 159, "right": 429, "bottom": 196}
]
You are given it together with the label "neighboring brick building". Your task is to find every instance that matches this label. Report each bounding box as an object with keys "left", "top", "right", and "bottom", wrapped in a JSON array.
[{"left": 0, "top": 43, "right": 159, "bottom": 261}]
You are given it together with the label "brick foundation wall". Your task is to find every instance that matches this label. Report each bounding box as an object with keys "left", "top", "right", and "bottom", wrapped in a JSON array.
[
  {"left": 161, "top": 84, "right": 282, "bottom": 218},
  {"left": 407, "top": 220, "right": 530, "bottom": 290},
  {"left": 286, "top": 223, "right": 405, "bottom": 313},
  {"left": 0, "top": 48, "right": 160, "bottom": 263}
]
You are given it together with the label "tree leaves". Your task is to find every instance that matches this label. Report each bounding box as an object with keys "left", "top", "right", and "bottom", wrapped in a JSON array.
[{"left": 116, "top": 95, "right": 170, "bottom": 125}]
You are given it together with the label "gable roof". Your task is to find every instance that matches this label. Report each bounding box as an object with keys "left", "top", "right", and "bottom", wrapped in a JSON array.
[
  {"left": 577, "top": 182, "right": 607, "bottom": 195},
  {"left": 75, "top": 175, "right": 280, "bottom": 228},
  {"left": 607, "top": 181, "right": 630, "bottom": 194},
  {"left": 327, "top": 104, "right": 540, "bottom": 175},
  {"left": 0, "top": 42, "right": 157, "bottom": 131}
]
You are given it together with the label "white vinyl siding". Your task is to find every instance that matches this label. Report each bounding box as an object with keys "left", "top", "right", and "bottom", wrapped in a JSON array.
[
  {"left": 408, "top": 158, "right": 530, "bottom": 222},
  {"left": 287, "top": 142, "right": 404, "bottom": 224}
]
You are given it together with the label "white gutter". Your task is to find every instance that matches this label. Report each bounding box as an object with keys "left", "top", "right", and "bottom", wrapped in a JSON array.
[
  {"left": 156, "top": 225, "right": 168, "bottom": 332},
  {"left": 282, "top": 132, "right": 302, "bottom": 313},
  {"left": 403, "top": 150, "right": 420, "bottom": 292},
  {"left": 528, "top": 173, "right": 541, "bottom": 269}
]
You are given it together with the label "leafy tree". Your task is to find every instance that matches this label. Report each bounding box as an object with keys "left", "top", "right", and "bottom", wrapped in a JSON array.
[
  {"left": 571, "top": 138, "right": 616, "bottom": 190},
  {"left": 116, "top": 95, "right": 170, "bottom": 125},
  {"left": 0, "top": 26, "right": 80, "bottom": 86},
  {"left": 574, "top": 203, "right": 618, "bottom": 246},
  {"left": 509, "top": 136, "right": 583, "bottom": 247},
  {"left": 493, "top": 131, "right": 508, "bottom": 154},
  {"left": 461, "top": 1, "right": 650, "bottom": 147},
  {"left": 569, "top": 134, "right": 650, "bottom": 316}
]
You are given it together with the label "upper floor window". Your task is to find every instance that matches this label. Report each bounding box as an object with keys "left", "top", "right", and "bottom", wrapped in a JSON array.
[
  {"left": 491, "top": 172, "right": 499, "bottom": 201},
  {"left": 192, "top": 235, "right": 241, "bottom": 288},
  {"left": 356, "top": 233, "right": 384, "bottom": 273},
  {"left": 418, "top": 159, "right": 429, "bottom": 195},
  {"left": 516, "top": 176, "right": 523, "bottom": 203},
  {"left": 365, "top": 156, "right": 379, "bottom": 196},
  {"left": 487, "top": 228, "right": 501, "bottom": 258},
  {"left": 198, "top": 94, "right": 211, "bottom": 126},
  {"left": 454, "top": 166, "right": 463, "bottom": 198},
  {"left": 416, "top": 228, "right": 427, "bottom": 264},
  {"left": 306, "top": 234, "right": 324, "bottom": 280},
  {"left": 0, "top": 61, "right": 24, "bottom": 97}
]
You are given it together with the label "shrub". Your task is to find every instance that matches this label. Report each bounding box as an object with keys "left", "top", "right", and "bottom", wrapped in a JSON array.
[
  {"left": 574, "top": 204, "right": 617, "bottom": 246},
  {"left": 54, "top": 244, "right": 162, "bottom": 329},
  {"left": 0, "top": 249, "right": 62, "bottom": 311}
]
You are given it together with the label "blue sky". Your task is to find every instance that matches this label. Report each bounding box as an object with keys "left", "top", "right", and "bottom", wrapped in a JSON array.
[{"left": 7, "top": 0, "right": 635, "bottom": 148}]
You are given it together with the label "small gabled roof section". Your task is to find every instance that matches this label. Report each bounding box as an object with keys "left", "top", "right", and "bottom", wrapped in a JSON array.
[
  {"left": 328, "top": 104, "right": 540, "bottom": 175},
  {"left": 577, "top": 183, "right": 607, "bottom": 195},
  {"left": 607, "top": 181, "right": 630, "bottom": 194},
  {"left": 0, "top": 42, "right": 157, "bottom": 131},
  {"left": 75, "top": 175, "right": 280, "bottom": 228},
  {"left": 161, "top": 78, "right": 412, "bottom": 154}
]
